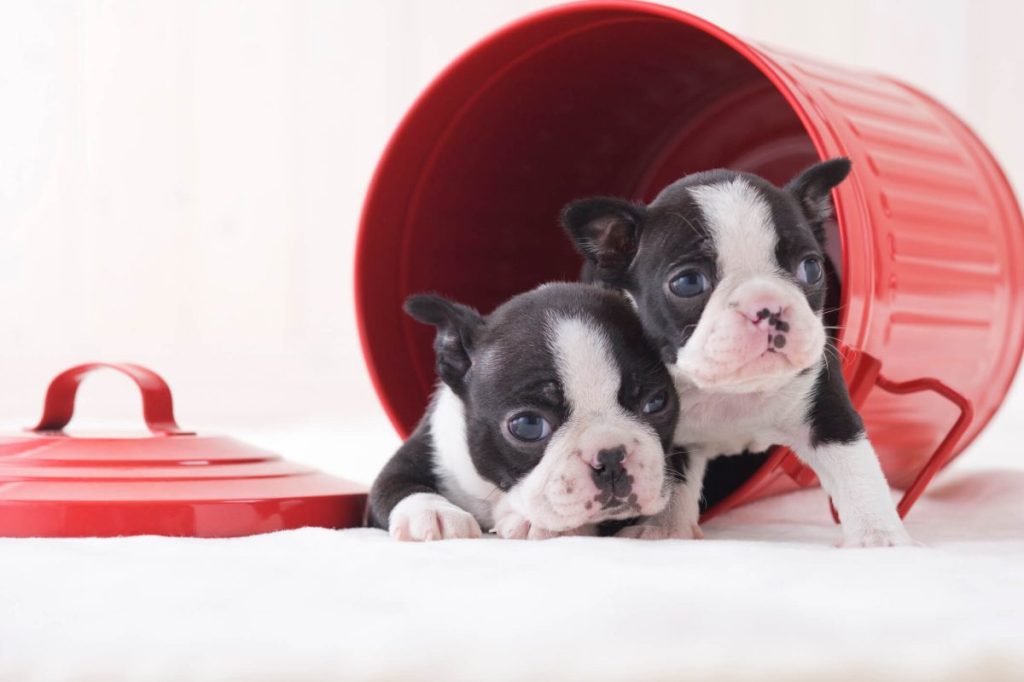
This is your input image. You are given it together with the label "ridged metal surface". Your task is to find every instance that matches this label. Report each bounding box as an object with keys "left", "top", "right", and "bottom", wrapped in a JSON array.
[{"left": 760, "top": 46, "right": 1024, "bottom": 486}]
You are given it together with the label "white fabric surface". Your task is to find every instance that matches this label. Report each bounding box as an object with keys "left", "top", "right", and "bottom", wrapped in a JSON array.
[{"left": 2, "top": 467, "right": 1023, "bottom": 682}]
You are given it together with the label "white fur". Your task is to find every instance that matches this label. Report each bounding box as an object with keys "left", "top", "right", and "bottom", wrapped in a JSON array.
[
  {"left": 551, "top": 315, "right": 621, "bottom": 418},
  {"left": 429, "top": 385, "right": 503, "bottom": 529},
  {"left": 791, "top": 435, "right": 912, "bottom": 547},
  {"left": 502, "top": 315, "right": 669, "bottom": 532},
  {"left": 690, "top": 177, "right": 779, "bottom": 278},
  {"left": 671, "top": 359, "right": 819, "bottom": 453},
  {"left": 388, "top": 492, "right": 482, "bottom": 542}
]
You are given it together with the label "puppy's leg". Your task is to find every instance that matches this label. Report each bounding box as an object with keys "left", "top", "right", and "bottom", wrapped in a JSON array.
[
  {"left": 368, "top": 431, "right": 482, "bottom": 542},
  {"left": 792, "top": 351, "right": 912, "bottom": 547},
  {"left": 791, "top": 436, "right": 911, "bottom": 547},
  {"left": 616, "top": 452, "right": 706, "bottom": 540}
]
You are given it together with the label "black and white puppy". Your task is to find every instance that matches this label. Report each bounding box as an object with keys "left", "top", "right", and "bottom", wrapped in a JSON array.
[
  {"left": 562, "top": 159, "right": 913, "bottom": 547},
  {"left": 368, "top": 283, "right": 682, "bottom": 541}
]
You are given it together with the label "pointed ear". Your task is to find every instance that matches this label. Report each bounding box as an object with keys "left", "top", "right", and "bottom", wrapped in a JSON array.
[
  {"left": 561, "top": 197, "right": 646, "bottom": 286},
  {"left": 786, "top": 158, "right": 852, "bottom": 244},
  {"left": 405, "top": 294, "right": 485, "bottom": 391}
]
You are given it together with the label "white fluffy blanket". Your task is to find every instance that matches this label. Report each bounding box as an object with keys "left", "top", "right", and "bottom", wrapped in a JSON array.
[{"left": 3, "top": 466, "right": 1023, "bottom": 682}]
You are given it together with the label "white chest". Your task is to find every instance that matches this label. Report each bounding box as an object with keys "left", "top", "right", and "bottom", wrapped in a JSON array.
[{"left": 672, "top": 368, "right": 817, "bottom": 458}]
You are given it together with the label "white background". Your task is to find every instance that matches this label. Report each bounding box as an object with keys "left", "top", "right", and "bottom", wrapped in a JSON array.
[{"left": 1, "top": 1, "right": 1022, "bottom": 482}]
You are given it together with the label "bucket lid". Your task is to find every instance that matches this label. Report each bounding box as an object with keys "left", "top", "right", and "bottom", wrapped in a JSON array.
[{"left": 0, "top": 363, "right": 367, "bottom": 538}]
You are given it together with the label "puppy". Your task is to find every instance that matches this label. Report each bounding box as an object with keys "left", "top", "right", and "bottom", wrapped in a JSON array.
[
  {"left": 368, "top": 283, "right": 682, "bottom": 541},
  {"left": 562, "top": 159, "right": 913, "bottom": 547}
]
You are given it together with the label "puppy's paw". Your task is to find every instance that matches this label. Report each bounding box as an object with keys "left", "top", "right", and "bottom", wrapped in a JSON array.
[
  {"left": 493, "top": 512, "right": 592, "bottom": 540},
  {"left": 616, "top": 521, "right": 702, "bottom": 540},
  {"left": 527, "top": 524, "right": 563, "bottom": 541},
  {"left": 841, "top": 525, "right": 914, "bottom": 548},
  {"left": 389, "top": 493, "right": 482, "bottom": 542},
  {"left": 493, "top": 512, "right": 532, "bottom": 540}
]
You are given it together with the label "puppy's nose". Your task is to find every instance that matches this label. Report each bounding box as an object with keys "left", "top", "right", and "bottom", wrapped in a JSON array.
[
  {"left": 739, "top": 299, "right": 790, "bottom": 332},
  {"left": 593, "top": 444, "right": 622, "bottom": 471},
  {"left": 589, "top": 445, "right": 633, "bottom": 499}
]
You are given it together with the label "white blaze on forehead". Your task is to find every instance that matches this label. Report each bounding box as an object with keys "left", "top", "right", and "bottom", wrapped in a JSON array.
[
  {"left": 689, "top": 178, "right": 779, "bottom": 277},
  {"left": 546, "top": 316, "right": 621, "bottom": 415}
]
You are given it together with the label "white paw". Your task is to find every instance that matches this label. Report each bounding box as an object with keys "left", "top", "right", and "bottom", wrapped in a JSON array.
[
  {"left": 493, "top": 513, "right": 531, "bottom": 540},
  {"left": 493, "top": 512, "right": 590, "bottom": 540},
  {"left": 841, "top": 525, "right": 914, "bottom": 548},
  {"left": 389, "top": 493, "right": 482, "bottom": 542},
  {"left": 616, "top": 521, "right": 702, "bottom": 540}
]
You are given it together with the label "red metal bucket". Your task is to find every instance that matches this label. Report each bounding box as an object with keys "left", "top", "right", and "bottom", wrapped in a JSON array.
[{"left": 356, "top": 1, "right": 1024, "bottom": 518}]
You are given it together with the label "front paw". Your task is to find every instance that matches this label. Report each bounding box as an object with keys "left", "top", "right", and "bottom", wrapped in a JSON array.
[
  {"left": 389, "top": 494, "right": 483, "bottom": 542},
  {"left": 841, "top": 525, "right": 914, "bottom": 548},
  {"left": 493, "top": 513, "right": 589, "bottom": 540},
  {"left": 493, "top": 513, "right": 532, "bottom": 539},
  {"left": 616, "top": 522, "right": 702, "bottom": 540}
]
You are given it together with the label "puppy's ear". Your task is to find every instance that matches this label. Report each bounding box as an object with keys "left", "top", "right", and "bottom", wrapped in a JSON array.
[
  {"left": 405, "top": 294, "right": 485, "bottom": 391},
  {"left": 561, "top": 198, "right": 646, "bottom": 287},
  {"left": 785, "top": 158, "right": 852, "bottom": 244}
]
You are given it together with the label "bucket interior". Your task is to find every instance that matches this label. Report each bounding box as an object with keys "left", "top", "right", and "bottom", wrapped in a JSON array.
[{"left": 374, "top": 11, "right": 834, "bottom": 431}]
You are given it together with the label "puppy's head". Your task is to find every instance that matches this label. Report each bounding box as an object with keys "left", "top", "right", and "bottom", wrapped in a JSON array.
[
  {"left": 405, "top": 284, "right": 678, "bottom": 531},
  {"left": 562, "top": 159, "right": 851, "bottom": 394}
]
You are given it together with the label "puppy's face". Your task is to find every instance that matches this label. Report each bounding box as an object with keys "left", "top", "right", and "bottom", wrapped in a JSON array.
[
  {"left": 563, "top": 159, "right": 851, "bottom": 394},
  {"left": 407, "top": 284, "right": 678, "bottom": 532}
]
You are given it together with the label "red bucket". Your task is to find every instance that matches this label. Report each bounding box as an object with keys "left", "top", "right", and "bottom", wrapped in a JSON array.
[{"left": 356, "top": 1, "right": 1024, "bottom": 518}]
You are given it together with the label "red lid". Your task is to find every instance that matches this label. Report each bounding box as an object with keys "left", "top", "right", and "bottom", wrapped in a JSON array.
[{"left": 0, "top": 363, "right": 367, "bottom": 538}]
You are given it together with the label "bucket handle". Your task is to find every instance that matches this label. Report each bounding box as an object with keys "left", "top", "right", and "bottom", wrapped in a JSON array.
[
  {"left": 806, "top": 347, "right": 974, "bottom": 520},
  {"left": 867, "top": 362, "right": 974, "bottom": 518},
  {"left": 31, "top": 363, "right": 193, "bottom": 436}
]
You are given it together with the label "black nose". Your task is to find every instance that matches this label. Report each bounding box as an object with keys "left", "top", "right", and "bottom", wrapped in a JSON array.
[
  {"left": 594, "top": 445, "right": 626, "bottom": 471},
  {"left": 590, "top": 445, "right": 633, "bottom": 503},
  {"left": 592, "top": 444, "right": 626, "bottom": 479}
]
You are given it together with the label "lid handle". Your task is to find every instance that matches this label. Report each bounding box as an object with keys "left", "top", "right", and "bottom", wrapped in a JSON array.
[{"left": 32, "top": 363, "right": 193, "bottom": 436}]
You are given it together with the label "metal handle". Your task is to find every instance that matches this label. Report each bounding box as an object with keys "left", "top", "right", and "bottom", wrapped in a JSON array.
[
  {"left": 873, "top": 372, "right": 974, "bottom": 518},
  {"left": 820, "top": 347, "right": 974, "bottom": 521},
  {"left": 31, "top": 363, "right": 193, "bottom": 436}
]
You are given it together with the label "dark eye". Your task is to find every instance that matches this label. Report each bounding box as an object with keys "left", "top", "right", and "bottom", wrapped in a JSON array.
[
  {"left": 642, "top": 390, "right": 669, "bottom": 415},
  {"left": 797, "top": 257, "right": 823, "bottom": 285},
  {"left": 507, "top": 412, "right": 552, "bottom": 442},
  {"left": 668, "top": 269, "right": 711, "bottom": 298}
]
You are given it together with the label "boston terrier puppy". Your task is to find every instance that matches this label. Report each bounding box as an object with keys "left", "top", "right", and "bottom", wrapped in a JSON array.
[
  {"left": 368, "top": 283, "right": 683, "bottom": 541},
  {"left": 561, "top": 159, "right": 913, "bottom": 547}
]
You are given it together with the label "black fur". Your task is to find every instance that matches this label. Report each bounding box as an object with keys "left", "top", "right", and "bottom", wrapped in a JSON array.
[
  {"left": 404, "top": 295, "right": 484, "bottom": 395},
  {"left": 786, "top": 158, "right": 851, "bottom": 244},
  {"left": 808, "top": 341, "right": 865, "bottom": 447}
]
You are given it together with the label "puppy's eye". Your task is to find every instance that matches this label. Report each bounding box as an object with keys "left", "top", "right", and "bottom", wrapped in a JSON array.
[
  {"left": 507, "top": 412, "right": 552, "bottom": 442},
  {"left": 668, "top": 269, "right": 711, "bottom": 298},
  {"left": 642, "top": 390, "right": 669, "bottom": 415},
  {"left": 797, "top": 257, "right": 823, "bottom": 285}
]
